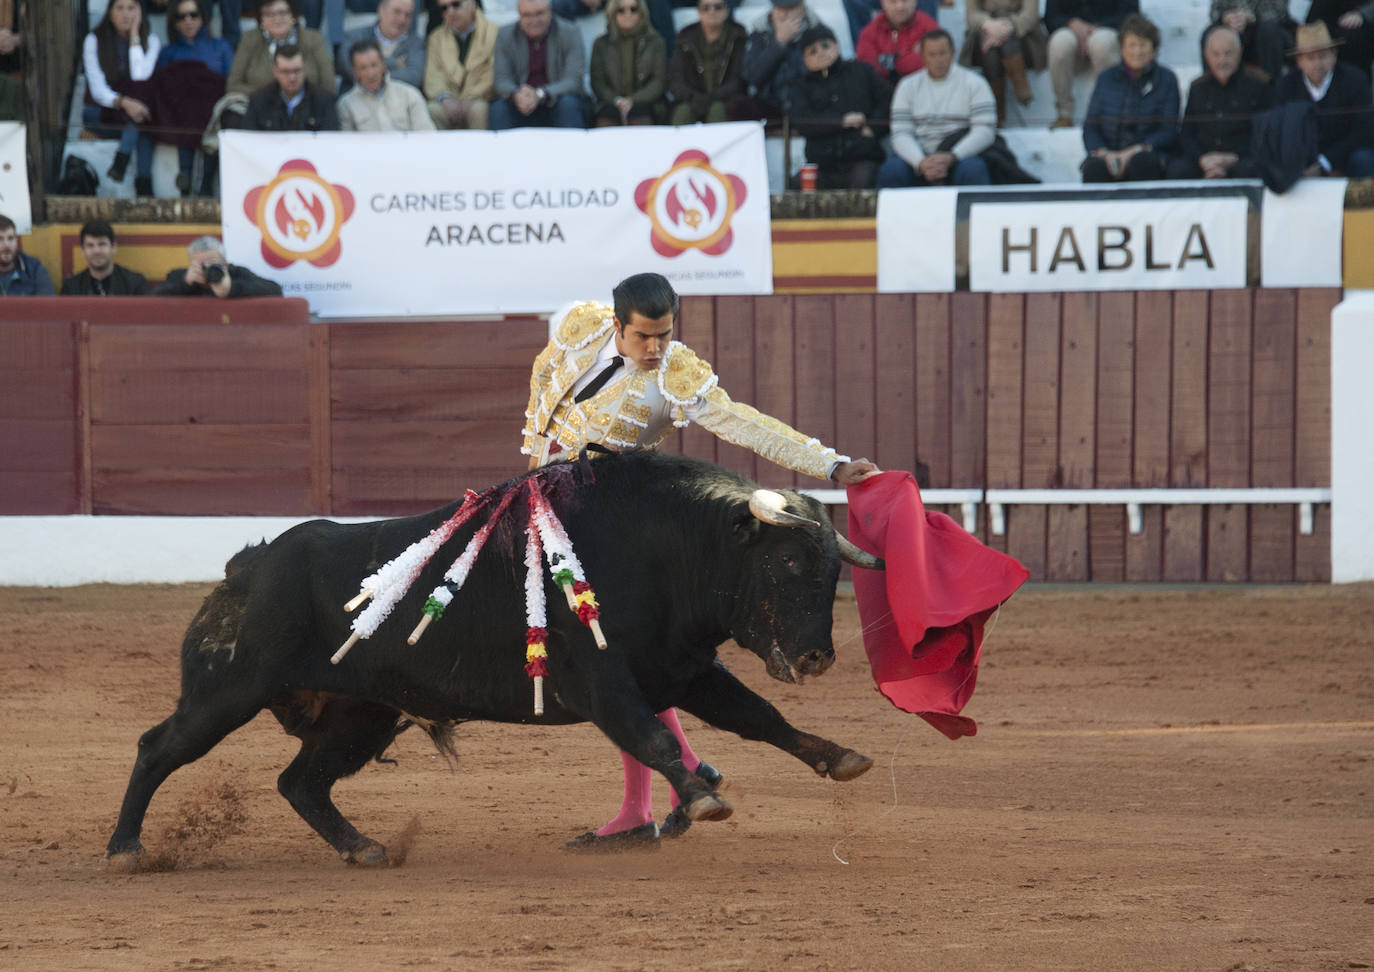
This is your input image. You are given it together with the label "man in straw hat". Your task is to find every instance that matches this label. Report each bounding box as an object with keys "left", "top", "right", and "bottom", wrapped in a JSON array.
[{"left": 1276, "top": 21, "right": 1374, "bottom": 177}]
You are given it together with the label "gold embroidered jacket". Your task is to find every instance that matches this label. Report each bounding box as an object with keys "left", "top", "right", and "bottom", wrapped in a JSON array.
[{"left": 522, "top": 301, "right": 847, "bottom": 480}]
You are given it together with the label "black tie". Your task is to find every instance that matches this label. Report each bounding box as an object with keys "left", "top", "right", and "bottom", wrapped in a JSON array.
[{"left": 575, "top": 355, "right": 623, "bottom": 403}]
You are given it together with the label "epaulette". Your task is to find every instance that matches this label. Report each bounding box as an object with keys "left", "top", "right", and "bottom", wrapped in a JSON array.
[
  {"left": 553, "top": 301, "right": 616, "bottom": 352},
  {"left": 658, "top": 341, "right": 719, "bottom": 406}
]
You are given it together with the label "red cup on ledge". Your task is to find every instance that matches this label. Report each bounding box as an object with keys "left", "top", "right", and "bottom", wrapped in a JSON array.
[{"left": 800, "top": 163, "right": 818, "bottom": 192}]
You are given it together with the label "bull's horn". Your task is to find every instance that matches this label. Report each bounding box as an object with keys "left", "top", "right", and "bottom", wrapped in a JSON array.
[
  {"left": 749, "top": 489, "right": 820, "bottom": 529},
  {"left": 837, "top": 534, "right": 884, "bottom": 570}
]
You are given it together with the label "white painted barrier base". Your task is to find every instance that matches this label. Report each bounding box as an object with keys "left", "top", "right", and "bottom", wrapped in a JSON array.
[
  {"left": 0, "top": 516, "right": 374, "bottom": 587},
  {"left": 1331, "top": 292, "right": 1374, "bottom": 583}
]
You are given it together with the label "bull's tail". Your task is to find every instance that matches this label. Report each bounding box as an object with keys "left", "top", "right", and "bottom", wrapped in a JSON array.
[{"left": 397, "top": 717, "right": 460, "bottom": 767}]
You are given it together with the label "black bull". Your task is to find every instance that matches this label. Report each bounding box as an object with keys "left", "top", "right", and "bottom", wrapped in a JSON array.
[{"left": 107, "top": 452, "right": 878, "bottom": 868}]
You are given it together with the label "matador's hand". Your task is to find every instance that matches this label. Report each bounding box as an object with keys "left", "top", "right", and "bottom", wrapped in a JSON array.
[{"left": 832, "top": 459, "right": 881, "bottom": 485}]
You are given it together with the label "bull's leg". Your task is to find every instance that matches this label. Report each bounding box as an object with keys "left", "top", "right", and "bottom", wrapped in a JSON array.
[
  {"left": 274, "top": 697, "right": 404, "bottom": 866},
  {"left": 106, "top": 693, "right": 264, "bottom": 868},
  {"left": 579, "top": 668, "right": 728, "bottom": 825},
  {"left": 677, "top": 662, "right": 873, "bottom": 781}
]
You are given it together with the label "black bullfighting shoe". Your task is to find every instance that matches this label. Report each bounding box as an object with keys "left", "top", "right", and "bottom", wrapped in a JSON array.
[
  {"left": 562, "top": 821, "right": 661, "bottom": 853},
  {"left": 660, "top": 762, "right": 725, "bottom": 839}
]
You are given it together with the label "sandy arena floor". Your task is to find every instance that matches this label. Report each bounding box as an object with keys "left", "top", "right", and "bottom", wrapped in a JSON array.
[{"left": 1, "top": 582, "right": 1371, "bottom": 971}]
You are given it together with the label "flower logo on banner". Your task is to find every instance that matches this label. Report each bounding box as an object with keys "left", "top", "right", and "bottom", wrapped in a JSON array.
[
  {"left": 243, "top": 159, "right": 356, "bottom": 269},
  {"left": 634, "top": 149, "right": 747, "bottom": 258}
]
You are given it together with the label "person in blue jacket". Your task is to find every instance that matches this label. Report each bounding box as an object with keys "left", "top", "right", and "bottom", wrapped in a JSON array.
[
  {"left": 1080, "top": 12, "right": 1179, "bottom": 181},
  {"left": 157, "top": 0, "right": 235, "bottom": 196}
]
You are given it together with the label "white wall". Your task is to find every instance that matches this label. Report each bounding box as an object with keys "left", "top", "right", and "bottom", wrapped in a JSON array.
[
  {"left": 1331, "top": 292, "right": 1374, "bottom": 583},
  {"left": 0, "top": 516, "right": 372, "bottom": 587}
]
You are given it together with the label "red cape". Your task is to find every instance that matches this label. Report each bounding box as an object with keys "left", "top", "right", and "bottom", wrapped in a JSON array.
[{"left": 846, "top": 471, "right": 1028, "bottom": 740}]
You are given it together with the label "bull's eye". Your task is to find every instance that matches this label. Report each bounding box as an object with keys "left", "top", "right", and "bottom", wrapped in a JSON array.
[{"left": 783, "top": 555, "right": 799, "bottom": 570}]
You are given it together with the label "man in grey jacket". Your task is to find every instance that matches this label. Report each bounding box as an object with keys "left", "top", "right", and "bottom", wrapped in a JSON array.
[
  {"left": 491, "top": 0, "right": 588, "bottom": 128},
  {"left": 336, "top": 0, "right": 428, "bottom": 93}
]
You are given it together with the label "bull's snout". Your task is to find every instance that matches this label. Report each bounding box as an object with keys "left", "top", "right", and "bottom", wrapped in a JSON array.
[
  {"left": 796, "top": 648, "right": 834, "bottom": 677},
  {"left": 764, "top": 644, "right": 835, "bottom": 684}
]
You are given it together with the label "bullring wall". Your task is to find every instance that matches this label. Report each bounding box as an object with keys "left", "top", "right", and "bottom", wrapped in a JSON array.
[{"left": 1, "top": 288, "right": 1337, "bottom": 582}]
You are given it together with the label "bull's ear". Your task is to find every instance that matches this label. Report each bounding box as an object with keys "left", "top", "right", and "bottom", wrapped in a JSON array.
[{"left": 732, "top": 511, "right": 763, "bottom": 543}]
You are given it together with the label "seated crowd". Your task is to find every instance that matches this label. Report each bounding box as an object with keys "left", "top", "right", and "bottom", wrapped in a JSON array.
[
  {"left": 0, "top": 216, "right": 283, "bottom": 298},
  {"left": 64, "top": 0, "right": 1374, "bottom": 196}
]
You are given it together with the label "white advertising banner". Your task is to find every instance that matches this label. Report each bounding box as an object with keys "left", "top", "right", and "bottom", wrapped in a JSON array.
[
  {"left": 878, "top": 180, "right": 1344, "bottom": 292},
  {"left": 220, "top": 124, "right": 773, "bottom": 316},
  {"left": 968, "top": 195, "right": 1248, "bottom": 292},
  {"left": 0, "top": 122, "right": 31, "bottom": 234},
  {"left": 875, "top": 187, "right": 957, "bottom": 293}
]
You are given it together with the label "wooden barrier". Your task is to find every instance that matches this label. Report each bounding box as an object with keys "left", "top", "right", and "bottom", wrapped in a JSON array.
[{"left": 0, "top": 288, "right": 1336, "bottom": 581}]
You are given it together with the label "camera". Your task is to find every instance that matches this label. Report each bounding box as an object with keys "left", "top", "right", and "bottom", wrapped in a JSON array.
[{"left": 204, "top": 263, "right": 227, "bottom": 284}]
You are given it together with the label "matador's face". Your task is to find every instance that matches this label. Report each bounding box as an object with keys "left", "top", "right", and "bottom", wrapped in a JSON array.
[{"left": 614, "top": 311, "right": 674, "bottom": 372}]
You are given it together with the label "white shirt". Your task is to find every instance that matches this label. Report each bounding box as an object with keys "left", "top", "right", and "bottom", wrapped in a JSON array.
[
  {"left": 1303, "top": 69, "right": 1337, "bottom": 172},
  {"left": 83, "top": 32, "right": 161, "bottom": 109}
]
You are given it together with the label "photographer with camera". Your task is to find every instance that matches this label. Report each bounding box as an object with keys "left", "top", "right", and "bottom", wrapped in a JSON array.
[{"left": 154, "top": 236, "right": 283, "bottom": 297}]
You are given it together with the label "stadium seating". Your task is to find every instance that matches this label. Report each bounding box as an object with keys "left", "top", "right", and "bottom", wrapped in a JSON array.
[{"left": 58, "top": 0, "right": 1305, "bottom": 195}]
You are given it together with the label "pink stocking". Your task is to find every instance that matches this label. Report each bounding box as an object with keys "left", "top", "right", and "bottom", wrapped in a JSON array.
[
  {"left": 656, "top": 708, "right": 700, "bottom": 808},
  {"left": 595, "top": 708, "right": 702, "bottom": 834},
  {"left": 595, "top": 750, "right": 654, "bottom": 836}
]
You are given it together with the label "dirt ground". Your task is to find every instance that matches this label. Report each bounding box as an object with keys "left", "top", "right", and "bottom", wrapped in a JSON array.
[{"left": 1, "top": 581, "right": 1371, "bottom": 971}]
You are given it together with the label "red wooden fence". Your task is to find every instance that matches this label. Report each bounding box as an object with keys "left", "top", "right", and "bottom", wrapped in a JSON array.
[{"left": 0, "top": 288, "right": 1337, "bottom": 581}]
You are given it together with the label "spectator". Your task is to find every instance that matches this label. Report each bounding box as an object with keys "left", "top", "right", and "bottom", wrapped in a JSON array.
[
  {"left": 339, "top": 38, "right": 436, "bottom": 129},
  {"left": 877, "top": 29, "right": 998, "bottom": 187},
  {"left": 337, "top": 0, "right": 426, "bottom": 94},
  {"left": 490, "top": 0, "right": 588, "bottom": 129},
  {"left": 156, "top": 0, "right": 233, "bottom": 197},
  {"left": 227, "top": 0, "right": 334, "bottom": 97},
  {"left": 667, "top": 0, "right": 747, "bottom": 124},
  {"left": 591, "top": 0, "right": 668, "bottom": 125},
  {"left": 788, "top": 23, "right": 890, "bottom": 187},
  {"left": 1276, "top": 22, "right": 1374, "bottom": 177},
  {"left": 1080, "top": 13, "right": 1178, "bottom": 182},
  {"left": 147, "top": 0, "right": 245, "bottom": 49},
  {"left": 1307, "top": 0, "right": 1374, "bottom": 79},
  {"left": 1044, "top": 0, "right": 1136, "bottom": 129},
  {"left": 241, "top": 44, "right": 341, "bottom": 130},
  {"left": 0, "top": 0, "right": 23, "bottom": 74},
  {"left": 83, "top": 0, "right": 162, "bottom": 197},
  {"left": 0, "top": 214, "right": 53, "bottom": 297},
  {"left": 961, "top": 0, "right": 1047, "bottom": 124},
  {"left": 855, "top": 0, "right": 939, "bottom": 86},
  {"left": 1169, "top": 25, "right": 1273, "bottom": 179},
  {"left": 424, "top": 0, "right": 498, "bottom": 130},
  {"left": 60, "top": 221, "right": 150, "bottom": 297},
  {"left": 0, "top": 0, "right": 26, "bottom": 121},
  {"left": 154, "top": 236, "right": 283, "bottom": 298},
  {"left": 1210, "top": 0, "right": 1294, "bottom": 82},
  {"left": 739, "top": 0, "right": 822, "bottom": 121}
]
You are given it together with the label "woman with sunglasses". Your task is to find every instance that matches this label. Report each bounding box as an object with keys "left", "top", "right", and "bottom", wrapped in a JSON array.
[
  {"left": 226, "top": 0, "right": 335, "bottom": 96},
  {"left": 590, "top": 0, "right": 668, "bottom": 124},
  {"left": 82, "top": 0, "right": 162, "bottom": 195},
  {"left": 666, "top": 0, "right": 747, "bottom": 124},
  {"left": 157, "top": 0, "right": 234, "bottom": 195}
]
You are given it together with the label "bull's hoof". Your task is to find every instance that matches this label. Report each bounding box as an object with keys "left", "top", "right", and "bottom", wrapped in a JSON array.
[
  {"left": 106, "top": 848, "right": 144, "bottom": 874},
  {"left": 684, "top": 793, "right": 732, "bottom": 823},
  {"left": 341, "top": 840, "right": 389, "bottom": 867},
  {"left": 563, "top": 821, "right": 661, "bottom": 853},
  {"left": 827, "top": 751, "right": 874, "bottom": 782},
  {"left": 660, "top": 806, "right": 691, "bottom": 839}
]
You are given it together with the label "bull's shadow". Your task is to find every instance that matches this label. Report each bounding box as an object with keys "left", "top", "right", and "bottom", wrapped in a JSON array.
[{"left": 106, "top": 451, "right": 878, "bottom": 868}]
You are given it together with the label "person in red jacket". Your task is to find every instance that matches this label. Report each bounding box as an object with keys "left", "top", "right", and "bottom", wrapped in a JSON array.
[{"left": 855, "top": 0, "right": 939, "bottom": 84}]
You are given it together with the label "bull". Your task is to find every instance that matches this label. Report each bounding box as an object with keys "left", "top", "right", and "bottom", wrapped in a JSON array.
[{"left": 106, "top": 451, "right": 879, "bottom": 868}]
